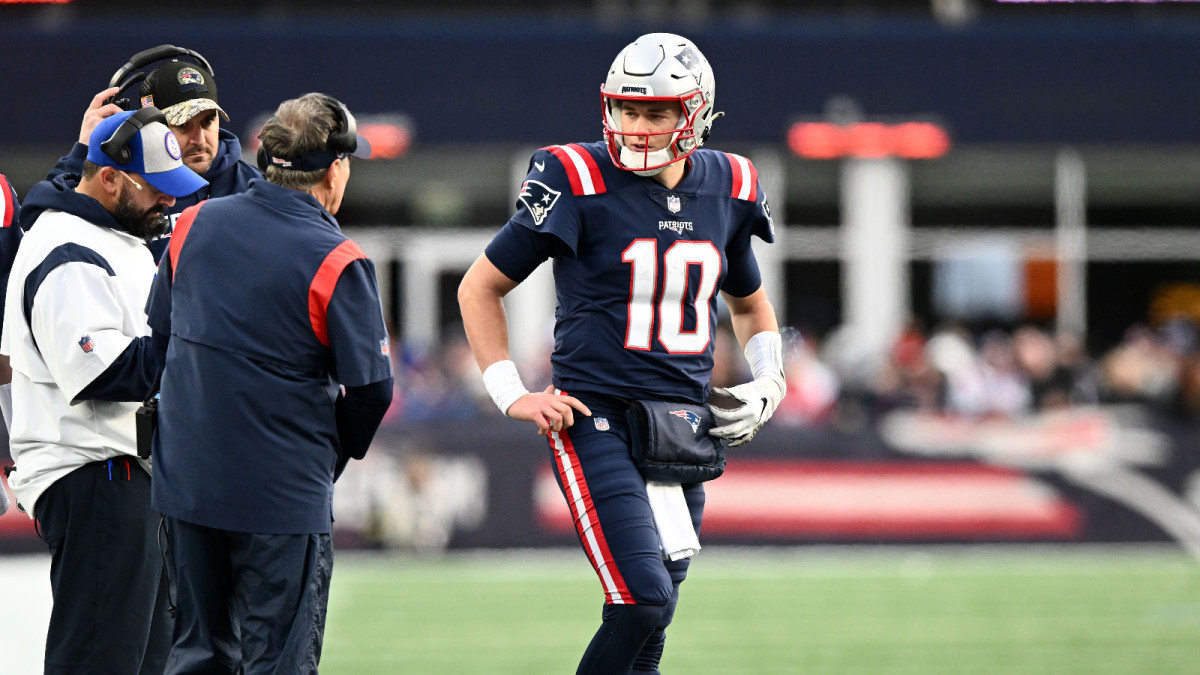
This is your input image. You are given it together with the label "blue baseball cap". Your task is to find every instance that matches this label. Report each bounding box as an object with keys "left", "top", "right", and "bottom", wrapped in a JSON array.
[{"left": 87, "top": 109, "right": 208, "bottom": 198}]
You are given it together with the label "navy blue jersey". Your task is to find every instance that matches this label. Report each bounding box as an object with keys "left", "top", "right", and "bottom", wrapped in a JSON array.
[
  {"left": 486, "top": 142, "right": 774, "bottom": 404},
  {"left": 146, "top": 179, "right": 392, "bottom": 534}
]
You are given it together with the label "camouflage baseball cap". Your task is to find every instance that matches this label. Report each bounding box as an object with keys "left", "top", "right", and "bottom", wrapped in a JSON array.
[{"left": 138, "top": 60, "right": 230, "bottom": 127}]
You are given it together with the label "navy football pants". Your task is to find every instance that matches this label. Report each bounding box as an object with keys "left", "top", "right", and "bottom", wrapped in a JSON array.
[
  {"left": 34, "top": 458, "right": 171, "bottom": 675},
  {"left": 548, "top": 401, "right": 704, "bottom": 673},
  {"left": 163, "top": 517, "right": 333, "bottom": 675}
]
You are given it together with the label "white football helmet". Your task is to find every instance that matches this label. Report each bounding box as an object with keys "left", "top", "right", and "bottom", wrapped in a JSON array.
[{"left": 602, "top": 33, "right": 720, "bottom": 176}]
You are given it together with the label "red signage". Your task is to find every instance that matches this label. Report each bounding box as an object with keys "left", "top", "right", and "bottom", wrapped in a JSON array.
[{"left": 788, "top": 121, "right": 951, "bottom": 160}]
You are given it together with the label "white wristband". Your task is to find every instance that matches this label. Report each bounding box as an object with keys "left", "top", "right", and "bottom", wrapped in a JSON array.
[
  {"left": 744, "top": 331, "right": 785, "bottom": 390},
  {"left": 482, "top": 360, "right": 530, "bottom": 415}
]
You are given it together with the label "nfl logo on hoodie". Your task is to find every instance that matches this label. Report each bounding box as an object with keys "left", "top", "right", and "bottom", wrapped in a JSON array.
[{"left": 78, "top": 335, "right": 95, "bottom": 353}]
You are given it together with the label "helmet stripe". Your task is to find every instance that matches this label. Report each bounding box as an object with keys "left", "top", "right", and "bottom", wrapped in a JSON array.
[
  {"left": 549, "top": 144, "right": 607, "bottom": 196},
  {"left": 726, "top": 153, "right": 758, "bottom": 202}
]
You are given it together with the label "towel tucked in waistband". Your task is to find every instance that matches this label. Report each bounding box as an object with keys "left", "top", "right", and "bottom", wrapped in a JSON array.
[{"left": 645, "top": 481, "right": 699, "bottom": 561}]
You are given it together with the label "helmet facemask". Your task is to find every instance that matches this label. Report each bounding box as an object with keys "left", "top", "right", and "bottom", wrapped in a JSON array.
[{"left": 602, "top": 89, "right": 707, "bottom": 176}]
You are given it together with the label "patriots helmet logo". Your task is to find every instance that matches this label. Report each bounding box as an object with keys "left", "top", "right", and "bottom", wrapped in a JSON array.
[
  {"left": 518, "top": 179, "right": 561, "bottom": 227},
  {"left": 669, "top": 409, "right": 701, "bottom": 434},
  {"left": 674, "top": 46, "right": 704, "bottom": 86}
]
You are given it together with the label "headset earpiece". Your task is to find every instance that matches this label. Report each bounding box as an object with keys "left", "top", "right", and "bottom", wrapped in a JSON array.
[
  {"left": 100, "top": 107, "right": 168, "bottom": 165},
  {"left": 322, "top": 95, "right": 358, "bottom": 156},
  {"left": 260, "top": 96, "right": 360, "bottom": 172}
]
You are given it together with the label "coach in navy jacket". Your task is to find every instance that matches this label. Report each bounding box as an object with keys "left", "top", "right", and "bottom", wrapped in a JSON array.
[{"left": 145, "top": 93, "right": 392, "bottom": 673}]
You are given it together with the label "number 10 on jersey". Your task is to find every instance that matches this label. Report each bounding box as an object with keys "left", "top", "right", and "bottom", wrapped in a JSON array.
[{"left": 622, "top": 239, "right": 721, "bottom": 354}]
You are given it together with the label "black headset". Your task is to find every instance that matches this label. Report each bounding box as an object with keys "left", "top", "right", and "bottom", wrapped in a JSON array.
[
  {"left": 256, "top": 94, "right": 359, "bottom": 172},
  {"left": 105, "top": 44, "right": 215, "bottom": 111},
  {"left": 100, "top": 106, "right": 168, "bottom": 165}
]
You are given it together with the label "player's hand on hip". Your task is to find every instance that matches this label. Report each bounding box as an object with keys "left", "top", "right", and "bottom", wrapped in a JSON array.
[
  {"left": 508, "top": 385, "right": 591, "bottom": 436},
  {"left": 707, "top": 376, "right": 785, "bottom": 447},
  {"left": 79, "top": 87, "right": 124, "bottom": 145}
]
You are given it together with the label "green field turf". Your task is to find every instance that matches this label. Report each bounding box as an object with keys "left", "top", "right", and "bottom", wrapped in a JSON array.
[{"left": 322, "top": 546, "right": 1200, "bottom": 674}]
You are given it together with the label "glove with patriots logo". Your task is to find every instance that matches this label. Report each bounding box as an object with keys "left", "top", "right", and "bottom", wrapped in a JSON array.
[{"left": 708, "top": 332, "right": 786, "bottom": 447}]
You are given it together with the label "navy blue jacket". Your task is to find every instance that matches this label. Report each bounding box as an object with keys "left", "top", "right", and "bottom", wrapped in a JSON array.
[{"left": 146, "top": 179, "right": 393, "bottom": 534}]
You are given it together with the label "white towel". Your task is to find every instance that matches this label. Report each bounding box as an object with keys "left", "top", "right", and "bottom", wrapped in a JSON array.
[{"left": 645, "top": 480, "right": 700, "bottom": 561}]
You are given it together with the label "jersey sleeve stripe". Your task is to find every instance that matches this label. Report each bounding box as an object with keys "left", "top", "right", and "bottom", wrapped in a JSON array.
[
  {"left": 0, "top": 175, "right": 13, "bottom": 228},
  {"left": 549, "top": 144, "right": 607, "bottom": 196},
  {"left": 308, "top": 239, "right": 368, "bottom": 347},
  {"left": 725, "top": 152, "right": 758, "bottom": 202},
  {"left": 168, "top": 203, "right": 204, "bottom": 279}
]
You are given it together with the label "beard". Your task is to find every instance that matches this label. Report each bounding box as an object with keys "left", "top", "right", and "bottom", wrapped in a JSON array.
[{"left": 112, "top": 187, "right": 169, "bottom": 241}]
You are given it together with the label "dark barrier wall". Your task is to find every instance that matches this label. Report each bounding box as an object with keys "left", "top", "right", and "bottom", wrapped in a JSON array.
[
  {"left": 3, "top": 406, "right": 1198, "bottom": 552},
  {"left": 2, "top": 15, "right": 1200, "bottom": 148}
]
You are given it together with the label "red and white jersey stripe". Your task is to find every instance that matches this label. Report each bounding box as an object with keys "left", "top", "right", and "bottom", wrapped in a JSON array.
[
  {"left": 547, "top": 144, "right": 607, "bottom": 196},
  {"left": 725, "top": 152, "right": 758, "bottom": 202}
]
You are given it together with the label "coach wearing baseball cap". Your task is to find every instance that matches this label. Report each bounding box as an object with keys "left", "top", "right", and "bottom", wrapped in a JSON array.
[
  {"left": 47, "top": 48, "right": 261, "bottom": 262},
  {"left": 2, "top": 107, "right": 205, "bottom": 674}
]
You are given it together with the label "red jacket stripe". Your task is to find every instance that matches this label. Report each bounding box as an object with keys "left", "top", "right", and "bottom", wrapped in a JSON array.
[
  {"left": 550, "top": 422, "right": 634, "bottom": 605},
  {"left": 168, "top": 203, "right": 204, "bottom": 279},
  {"left": 308, "top": 240, "right": 368, "bottom": 347},
  {"left": 725, "top": 152, "right": 758, "bottom": 202},
  {"left": 547, "top": 144, "right": 607, "bottom": 196},
  {"left": 0, "top": 175, "right": 13, "bottom": 228}
]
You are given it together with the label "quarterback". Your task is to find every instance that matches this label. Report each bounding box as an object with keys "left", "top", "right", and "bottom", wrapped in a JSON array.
[{"left": 459, "top": 33, "right": 785, "bottom": 673}]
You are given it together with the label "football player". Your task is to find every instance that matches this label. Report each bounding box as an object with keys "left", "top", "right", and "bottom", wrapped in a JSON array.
[{"left": 459, "top": 33, "right": 785, "bottom": 673}]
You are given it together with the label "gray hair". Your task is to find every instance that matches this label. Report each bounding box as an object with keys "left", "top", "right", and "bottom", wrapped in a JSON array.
[{"left": 260, "top": 93, "right": 339, "bottom": 190}]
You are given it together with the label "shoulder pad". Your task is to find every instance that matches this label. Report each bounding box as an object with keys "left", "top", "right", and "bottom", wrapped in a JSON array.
[
  {"left": 722, "top": 152, "right": 758, "bottom": 202},
  {"left": 539, "top": 144, "right": 608, "bottom": 196}
]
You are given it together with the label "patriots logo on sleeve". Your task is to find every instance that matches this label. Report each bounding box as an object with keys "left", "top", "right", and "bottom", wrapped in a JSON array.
[
  {"left": 669, "top": 409, "right": 701, "bottom": 433},
  {"left": 762, "top": 197, "right": 775, "bottom": 237},
  {"left": 518, "top": 179, "right": 561, "bottom": 226}
]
